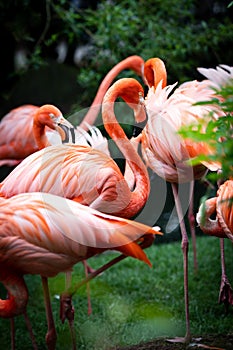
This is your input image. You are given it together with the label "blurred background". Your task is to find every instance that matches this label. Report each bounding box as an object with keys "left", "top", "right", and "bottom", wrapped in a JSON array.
[{"left": 0, "top": 0, "right": 232, "bottom": 116}]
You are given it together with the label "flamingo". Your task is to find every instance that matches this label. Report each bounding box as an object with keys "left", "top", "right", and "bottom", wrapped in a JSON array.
[
  {"left": 197, "top": 179, "right": 233, "bottom": 303},
  {"left": 181, "top": 63, "right": 233, "bottom": 308},
  {"left": 0, "top": 191, "right": 161, "bottom": 349},
  {"left": 137, "top": 58, "right": 229, "bottom": 343},
  {"left": 0, "top": 55, "right": 144, "bottom": 167},
  {"left": 0, "top": 78, "right": 151, "bottom": 345},
  {"left": 187, "top": 64, "right": 233, "bottom": 312},
  {"left": 142, "top": 58, "right": 224, "bottom": 273},
  {"left": 32, "top": 103, "right": 103, "bottom": 313},
  {"left": 0, "top": 104, "right": 93, "bottom": 167},
  {"left": 196, "top": 179, "right": 233, "bottom": 309}
]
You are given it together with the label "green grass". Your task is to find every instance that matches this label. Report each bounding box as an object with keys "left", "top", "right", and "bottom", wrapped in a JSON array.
[{"left": 0, "top": 236, "right": 232, "bottom": 349}]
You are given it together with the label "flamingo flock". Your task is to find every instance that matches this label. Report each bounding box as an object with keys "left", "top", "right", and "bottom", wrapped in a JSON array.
[{"left": 0, "top": 55, "right": 232, "bottom": 349}]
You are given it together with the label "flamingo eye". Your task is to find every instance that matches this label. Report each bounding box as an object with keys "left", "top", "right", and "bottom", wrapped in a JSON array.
[
  {"left": 49, "top": 113, "right": 62, "bottom": 123},
  {"left": 139, "top": 92, "right": 145, "bottom": 105}
]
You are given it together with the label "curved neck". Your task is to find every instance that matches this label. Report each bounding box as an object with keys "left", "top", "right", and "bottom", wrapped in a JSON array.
[
  {"left": 80, "top": 56, "right": 145, "bottom": 130},
  {"left": 0, "top": 268, "right": 28, "bottom": 318},
  {"left": 102, "top": 78, "right": 150, "bottom": 218},
  {"left": 197, "top": 198, "right": 226, "bottom": 238},
  {"left": 144, "top": 58, "right": 167, "bottom": 89},
  {"left": 33, "top": 113, "right": 51, "bottom": 150}
]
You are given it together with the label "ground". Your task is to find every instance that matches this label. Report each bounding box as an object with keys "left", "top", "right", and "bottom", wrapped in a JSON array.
[{"left": 115, "top": 334, "right": 233, "bottom": 350}]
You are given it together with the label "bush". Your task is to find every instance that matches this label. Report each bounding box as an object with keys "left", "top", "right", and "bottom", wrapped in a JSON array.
[{"left": 0, "top": 0, "right": 233, "bottom": 110}]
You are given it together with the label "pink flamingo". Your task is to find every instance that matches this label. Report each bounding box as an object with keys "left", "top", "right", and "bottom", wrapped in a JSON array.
[
  {"left": 0, "top": 191, "right": 160, "bottom": 349},
  {"left": 138, "top": 58, "right": 229, "bottom": 342},
  {"left": 197, "top": 179, "right": 233, "bottom": 310},
  {"left": 0, "top": 55, "right": 144, "bottom": 166}
]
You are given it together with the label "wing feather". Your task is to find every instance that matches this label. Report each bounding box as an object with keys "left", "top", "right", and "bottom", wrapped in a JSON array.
[{"left": 0, "top": 193, "right": 161, "bottom": 276}]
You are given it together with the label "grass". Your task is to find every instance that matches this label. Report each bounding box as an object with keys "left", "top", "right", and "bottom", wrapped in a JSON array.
[{"left": 0, "top": 235, "right": 232, "bottom": 349}]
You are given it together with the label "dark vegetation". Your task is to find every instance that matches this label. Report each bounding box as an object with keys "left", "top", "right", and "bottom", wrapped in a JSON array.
[{"left": 0, "top": 0, "right": 233, "bottom": 117}]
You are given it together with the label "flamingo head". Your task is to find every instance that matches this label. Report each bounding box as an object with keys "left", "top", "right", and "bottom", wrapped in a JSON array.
[
  {"left": 144, "top": 58, "right": 167, "bottom": 89},
  {"left": 34, "top": 104, "right": 63, "bottom": 130},
  {"left": 117, "top": 78, "right": 147, "bottom": 123}
]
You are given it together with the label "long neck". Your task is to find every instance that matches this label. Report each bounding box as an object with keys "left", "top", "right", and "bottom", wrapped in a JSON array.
[
  {"left": 80, "top": 56, "right": 145, "bottom": 130},
  {"left": 102, "top": 84, "right": 150, "bottom": 218},
  {"left": 33, "top": 118, "right": 50, "bottom": 150},
  {"left": 197, "top": 198, "right": 226, "bottom": 238},
  {"left": 144, "top": 58, "right": 167, "bottom": 89},
  {"left": 0, "top": 268, "right": 28, "bottom": 318}
]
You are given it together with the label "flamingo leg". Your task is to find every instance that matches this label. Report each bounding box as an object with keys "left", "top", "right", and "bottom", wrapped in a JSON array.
[
  {"left": 59, "top": 292, "right": 76, "bottom": 350},
  {"left": 218, "top": 238, "right": 233, "bottom": 311},
  {"left": 82, "top": 260, "right": 93, "bottom": 315},
  {"left": 41, "top": 276, "right": 57, "bottom": 350},
  {"left": 68, "top": 234, "right": 155, "bottom": 298},
  {"left": 168, "top": 183, "right": 191, "bottom": 343},
  {"left": 59, "top": 236, "right": 154, "bottom": 347},
  {"left": 188, "top": 180, "right": 198, "bottom": 273},
  {"left": 10, "top": 318, "right": 15, "bottom": 350},
  {"left": 9, "top": 306, "right": 35, "bottom": 350},
  {"left": 23, "top": 311, "right": 38, "bottom": 350},
  {"left": 59, "top": 271, "right": 76, "bottom": 350}
]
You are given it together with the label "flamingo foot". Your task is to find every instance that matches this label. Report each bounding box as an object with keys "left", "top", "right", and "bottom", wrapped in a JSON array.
[
  {"left": 167, "top": 326, "right": 192, "bottom": 343},
  {"left": 45, "top": 329, "right": 57, "bottom": 350},
  {"left": 10, "top": 318, "right": 15, "bottom": 350},
  {"left": 166, "top": 335, "right": 191, "bottom": 344},
  {"left": 60, "top": 292, "right": 74, "bottom": 324},
  {"left": 23, "top": 311, "right": 38, "bottom": 350},
  {"left": 60, "top": 292, "right": 76, "bottom": 350},
  {"left": 218, "top": 274, "right": 233, "bottom": 312}
]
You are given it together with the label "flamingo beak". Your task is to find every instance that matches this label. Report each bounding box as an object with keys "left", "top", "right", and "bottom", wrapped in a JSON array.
[{"left": 56, "top": 122, "right": 76, "bottom": 143}]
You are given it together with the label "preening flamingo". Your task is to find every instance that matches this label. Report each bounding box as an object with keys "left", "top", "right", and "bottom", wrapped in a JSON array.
[
  {"left": 0, "top": 191, "right": 160, "bottom": 349},
  {"left": 0, "top": 55, "right": 144, "bottom": 167},
  {"left": 196, "top": 179, "right": 233, "bottom": 309},
  {"left": 138, "top": 58, "right": 228, "bottom": 343},
  {"left": 196, "top": 179, "right": 233, "bottom": 241}
]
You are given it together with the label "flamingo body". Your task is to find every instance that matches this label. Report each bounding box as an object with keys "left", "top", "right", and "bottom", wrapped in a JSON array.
[
  {"left": 142, "top": 80, "right": 223, "bottom": 183},
  {"left": 0, "top": 144, "right": 132, "bottom": 216},
  {"left": 0, "top": 192, "right": 159, "bottom": 277},
  {"left": 0, "top": 191, "right": 160, "bottom": 328},
  {"left": 0, "top": 105, "right": 39, "bottom": 166}
]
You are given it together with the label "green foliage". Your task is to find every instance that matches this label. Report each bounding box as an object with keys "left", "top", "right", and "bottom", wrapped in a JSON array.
[
  {"left": 179, "top": 80, "right": 233, "bottom": 182},
  {"left": 66, "top": 0, "right": 233, "bottom": 94},
  {"left": 0, "top": 237, "right": 232, "bottom": 349},
  {"left": 1, "top": 0, "right": 233, "bottom": 107}
]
